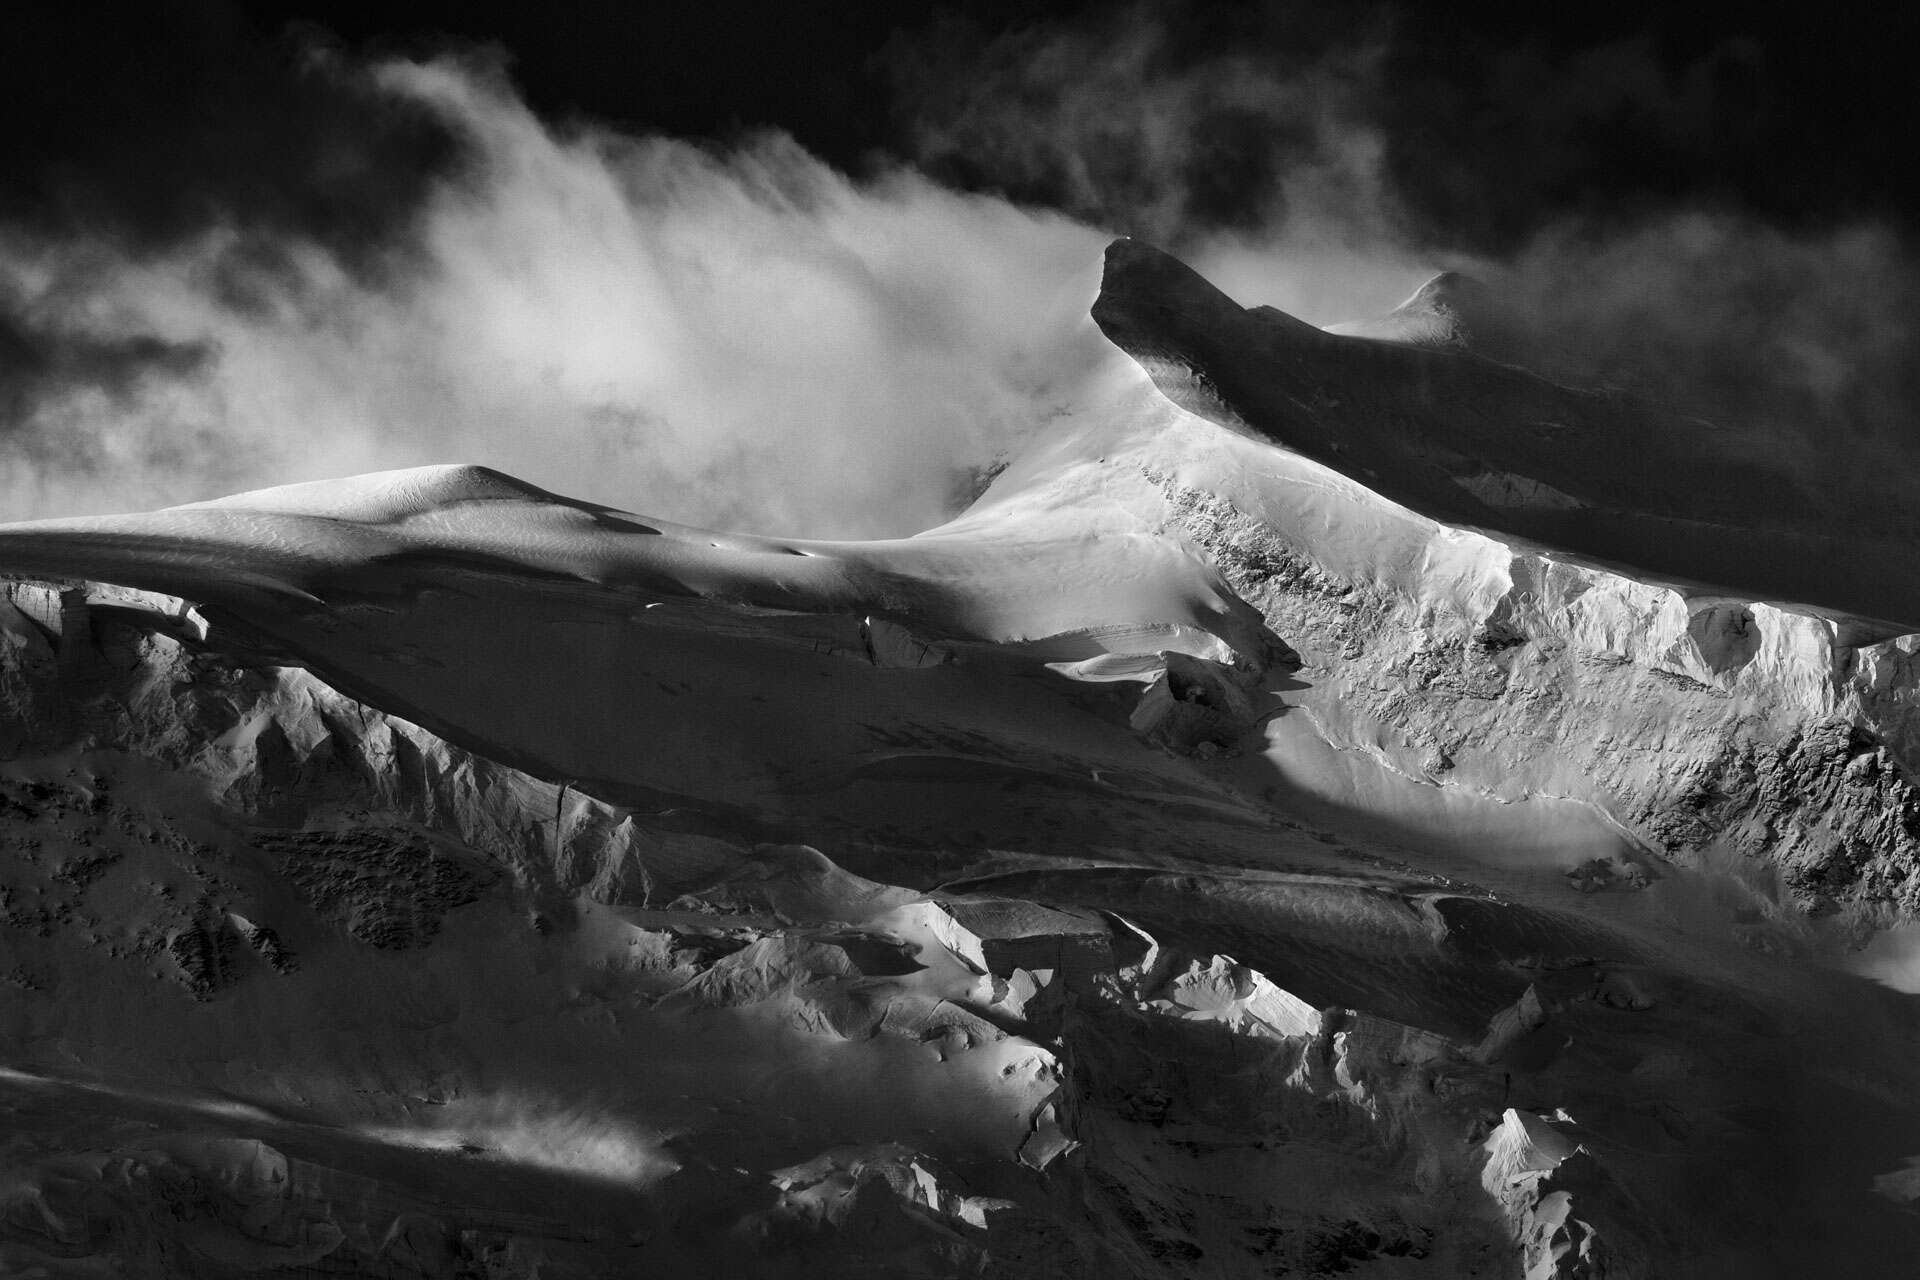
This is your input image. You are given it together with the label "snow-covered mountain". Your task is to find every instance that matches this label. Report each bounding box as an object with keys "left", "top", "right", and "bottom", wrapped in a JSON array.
[{"left": 5, "top": 241, "right": 1920, "bottom": 1278}]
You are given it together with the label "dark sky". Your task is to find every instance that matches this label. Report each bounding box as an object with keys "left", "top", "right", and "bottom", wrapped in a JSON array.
[
  {"left": 6, "top": 0, "right": 1914, "bottom": 259},
  {"left": 1, "top": 0, "right": 1915, "bottom": 533}
]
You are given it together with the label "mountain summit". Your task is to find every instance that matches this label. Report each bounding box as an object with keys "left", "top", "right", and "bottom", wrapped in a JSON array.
[
  {"left": 4, "top": 243, "right": 1920, "bottom": 1278},
  {"left": 1325, "top": 270, "right": 1500, "bottom": 350},
  {"left": 1096, "top": 238, "right": 1920, "bottom": 630}
]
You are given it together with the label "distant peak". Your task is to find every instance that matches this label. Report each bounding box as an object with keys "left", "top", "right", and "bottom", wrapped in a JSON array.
[
  {"left": 1098, "top": 237, "right": 1228, "bottom": 298},
  {"left": 174, "top": 463, "right": 654, "bottom": 531},
  {"left": 1327, "top": 270, "right": 1496, "bottom": 349},
  {"left": 1398, "top": 270, "right": 1491, "bottom": 315}
]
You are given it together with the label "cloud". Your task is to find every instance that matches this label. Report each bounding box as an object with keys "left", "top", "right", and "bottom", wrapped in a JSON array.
[
  {"left": 0, "top": 50, "right": 1112, "bottom": 538},
  {"left": 5, "top": 12, "right": 1914, "bottom": 545},
  {"left": 887, "top": 7, "right": 1384, "bottom": 243},
  {"left": 1467, "top": 215, "right": 1920, "bottom": 532},
  {"left": 884, "top": 3, "right": 1428, "bottom": 322},
  {"left": 884, "top": 4, "right": 1920, "bottom": 521},
  {"left": 1, "top": 7, "right": 458, "bottom": 272},
  {"left": 885, "top": 4, "right": 1909, "bottom": 255}
]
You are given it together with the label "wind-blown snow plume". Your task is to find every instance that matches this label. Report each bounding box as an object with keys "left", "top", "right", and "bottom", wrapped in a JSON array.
[
  {"left": 6, "top": 16, "right": 1916, "bottom": 542},
  {"left": 360, "top": 1089, "right": 679, "bottom": 1184},
  {"left": 888, "top": 5, "right": 1920, "bottom": 474},
  {"left": 0, "top": 53, "right": 1111, "bottom": 538}
]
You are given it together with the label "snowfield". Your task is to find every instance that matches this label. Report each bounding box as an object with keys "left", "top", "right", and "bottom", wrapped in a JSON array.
[{"left": 4, "top": 241, "right": 1920, "bottom": 1277}]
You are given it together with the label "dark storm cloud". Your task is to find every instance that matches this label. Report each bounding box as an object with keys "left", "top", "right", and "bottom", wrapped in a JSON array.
[
  {"left": 1377, "top": 30, "right": 1784, "bottom": 254},
  {"left": 0, "top": 42, "right": 1109, "bottom": 533},
  {"left": 882, "top": 2, "right": 1920, "bottom": 511},
  {"left": 883, "top": 3, "right": 1392, "bottom": 250},
  {"left": 3, "top": 2, "right": 1914, "bottom": 536},
  {"left": 0, "top": 5, "right": 465, "bottom": 517},
  {"left": 1481, "top": 218, "right": 1920, "bottom": 538},
  {"left": 3, "top": 5, "right": 462, "bottom": 275},
  {"left": 0, "top": 5, "right": 475, "bottom": 509},
  {"left": 0, "top": 309, "right": 210, "bottom": 423},
  {"left": 884, "top": 3, "right": 1916, "bottom": 255}
]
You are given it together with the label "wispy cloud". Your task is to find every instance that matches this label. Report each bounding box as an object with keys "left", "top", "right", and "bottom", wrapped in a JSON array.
[
  {"left": 886, "top": 5, "right": 1920, "bottom": 518},
  {"left": 0, "top": 52, "right": 1111, "bottom": 538},
  {"left": 4, "top": 15, "right": 1914, "bottom": 542},
  {"left": 887, "top": 4, "right": 1430, "bottom": 322}
]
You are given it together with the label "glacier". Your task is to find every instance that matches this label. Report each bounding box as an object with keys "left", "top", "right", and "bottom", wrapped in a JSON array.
[{"left": 3, "top": 241, "right": 1920, "bottom": 1277}]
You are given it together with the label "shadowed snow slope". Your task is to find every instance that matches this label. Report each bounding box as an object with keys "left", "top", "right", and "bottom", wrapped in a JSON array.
[
  {"left": 1096, "top": 238, "right": 1920, "bottom": 631},
  {"left": 6, "top": 241, "right": 1920, "bottom": 1278}
]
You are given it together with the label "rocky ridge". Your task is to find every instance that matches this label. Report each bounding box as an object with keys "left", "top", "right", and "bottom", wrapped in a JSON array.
[{"left": 0, "top": 578, "right": 1659, "bottom": 1277}]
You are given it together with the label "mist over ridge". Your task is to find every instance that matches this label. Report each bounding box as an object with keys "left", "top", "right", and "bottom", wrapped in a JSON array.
[
  {"left": 6, "top": 10, "right": 1920, "bottom": 1277},
  {"left": 1, "top": 8, "right": 1914, "bottom": 547}
]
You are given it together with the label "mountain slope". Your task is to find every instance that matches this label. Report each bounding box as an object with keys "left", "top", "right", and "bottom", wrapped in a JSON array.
[
  {"left": 5, "top": 241, "right": 1920, "bottom": 1277},
  {"left": 1094, "top": 238, "right": 1920, "bottom": 631}
]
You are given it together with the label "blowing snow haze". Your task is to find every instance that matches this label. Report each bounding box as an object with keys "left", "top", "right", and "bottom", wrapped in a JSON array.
[
  {"left": 4, "top": 2, "right": 1917, "bottom": 539},
  {"left": 3, "top": 4, "right": 1920, "bottom": 1279}
]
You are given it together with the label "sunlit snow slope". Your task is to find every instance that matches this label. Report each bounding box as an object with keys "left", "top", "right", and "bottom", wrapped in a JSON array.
[{"left": 5, "top": 242, "right": 1920, "bottom": 1279}]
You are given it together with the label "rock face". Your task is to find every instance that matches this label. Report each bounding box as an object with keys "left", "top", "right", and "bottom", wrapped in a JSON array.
[
  {"left": 6, "top": 241, "right": 1920, "bottom": 1278},
  {"left": 1152, "top": 468, "right": 1920, "bottom": 926}
]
